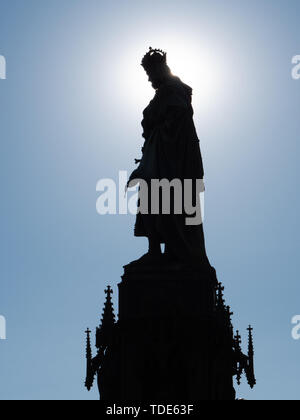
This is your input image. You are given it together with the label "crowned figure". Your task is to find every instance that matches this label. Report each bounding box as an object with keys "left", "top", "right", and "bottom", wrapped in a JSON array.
[
  {"left": 128, "top": 47, "right": 211, "bottom": 267},
  {"left": 85, "top": 49, "right": 256, "bottom": 401}
]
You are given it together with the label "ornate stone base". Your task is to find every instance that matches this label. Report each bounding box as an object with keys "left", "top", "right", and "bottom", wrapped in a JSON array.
[
  {"left": 85, "top": 260, "right": 255, "bottom": 400},
  {"left": 116, "top": 261, "right": 236, "bottom": 401}
]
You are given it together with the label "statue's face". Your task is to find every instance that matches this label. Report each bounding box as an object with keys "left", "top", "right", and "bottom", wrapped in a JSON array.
[
  {"left": 148, "top": 75, "right": 162, "bottom": 90},
  {"left": 146, "top": 65, "right": 166, "bottom": 90}
]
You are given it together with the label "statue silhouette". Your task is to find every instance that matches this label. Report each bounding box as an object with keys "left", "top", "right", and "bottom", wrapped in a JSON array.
[
  {"left": 85, "top": 48, "right": 256, "bottom": 401},
  {"left": 127, "top": 48, "right": 210, "bottom": 268}
]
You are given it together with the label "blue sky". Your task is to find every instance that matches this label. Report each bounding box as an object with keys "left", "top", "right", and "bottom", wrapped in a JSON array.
[{"left": 0, "top": 0, "right": 299, "bottom": 400}]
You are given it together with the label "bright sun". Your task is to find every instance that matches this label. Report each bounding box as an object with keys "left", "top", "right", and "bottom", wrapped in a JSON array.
[
  {"left": 118, "top": 41, "right": 225, "bottom": 113},
  {"left": 167, "top": 46, "right": 221, "bottom": 105}
]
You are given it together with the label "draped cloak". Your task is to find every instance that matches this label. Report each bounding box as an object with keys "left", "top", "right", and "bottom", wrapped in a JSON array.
[{"left": 131, "top": 76, "right": 210, "bottom": 266}]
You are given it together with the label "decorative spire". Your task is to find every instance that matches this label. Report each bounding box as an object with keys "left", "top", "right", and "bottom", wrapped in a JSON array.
[
  {"left": 225, "top": 305, "right": 233, "bottom": 322},
  {"left": 234, "top": 330, "right": 243, "bottom": 385},
  {"left": 96, "top": 286, "right": 116, "bottom": 349},
  {"left": 86, "top": 328, "right": 92, "bottom": 359},
  {"left": 246, "top": 326, "right": 256, "bottom": 388},
  {"left": 228, "top": 308, "right": 234, "bottom": 339},
  {"left": 234, "top": 330, "right": 242, "bottom": 351},
  {"left": 84, "top": 287, "right": 117, "bottom": 394},
  {"left": 247, "top": 326, "right": 254, "bottom": 358},
  {"left": 85, "top": 328, "right": 94, "bottom": 391},
  {"left": 216, "top": 282, "right": 225, "bottom": 309}
]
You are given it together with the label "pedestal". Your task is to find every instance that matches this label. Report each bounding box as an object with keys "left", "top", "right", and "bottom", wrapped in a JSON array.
[
  {"left": 85, "top": 261, "right": 255, "bottom": 401},
  {"left": 116, "top": 262, "right": 236, "bottom": 401}
]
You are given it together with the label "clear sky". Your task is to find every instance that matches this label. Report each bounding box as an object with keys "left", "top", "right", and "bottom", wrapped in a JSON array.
[{"left": 0, "top": 0, "right": 299, "bottom": 400}]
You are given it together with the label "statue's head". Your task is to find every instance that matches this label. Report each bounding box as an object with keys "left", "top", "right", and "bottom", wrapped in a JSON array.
[{"left": 141, "top": 47, "right": 172, "bottom": 89}]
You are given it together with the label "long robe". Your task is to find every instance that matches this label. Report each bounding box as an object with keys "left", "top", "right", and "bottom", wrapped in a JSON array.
[{"left": 132, "top": 76, "right": 210, "bottom": 266}]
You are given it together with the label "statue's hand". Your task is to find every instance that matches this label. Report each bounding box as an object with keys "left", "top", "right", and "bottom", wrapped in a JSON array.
[{"left": 126, "top": 169, "right": 142, "bottom": 192}]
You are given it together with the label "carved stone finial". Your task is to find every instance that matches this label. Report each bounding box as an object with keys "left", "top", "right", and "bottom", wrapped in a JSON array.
[
  {"left": 246, "top": 325, "right": 256, "bottom": 388},
  {"left": 216, "top": 282, "right": 225, "bottom": 308},
  {"left": 105, "top": 285, "right": 113, "bottom": 297},
  {"left": 96, "top": 286, "right": 116, "bottom": 349},
  {"left": 85, "top": 328, "right": 94, "bottom": 391}
]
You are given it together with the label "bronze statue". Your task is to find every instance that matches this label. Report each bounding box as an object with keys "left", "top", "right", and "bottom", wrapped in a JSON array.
[
  {"left": 128, "top": 47, "right": 210, "bottom": 267},
  {"left": 85, "top": 49, "right": 256, "bottom": 401}
]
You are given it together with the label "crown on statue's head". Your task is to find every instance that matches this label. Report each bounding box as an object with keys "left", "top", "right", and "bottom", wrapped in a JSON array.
[{"left": 141, "top": 47, "right": 167, "bottom": 73}]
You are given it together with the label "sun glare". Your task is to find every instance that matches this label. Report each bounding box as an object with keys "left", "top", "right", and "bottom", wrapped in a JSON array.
[
  {"left": 167, "top": 46, "right": 221, "bottom": 106},
  {"left": 118, "top": 40, "right": 225, "bottom": 114}
]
